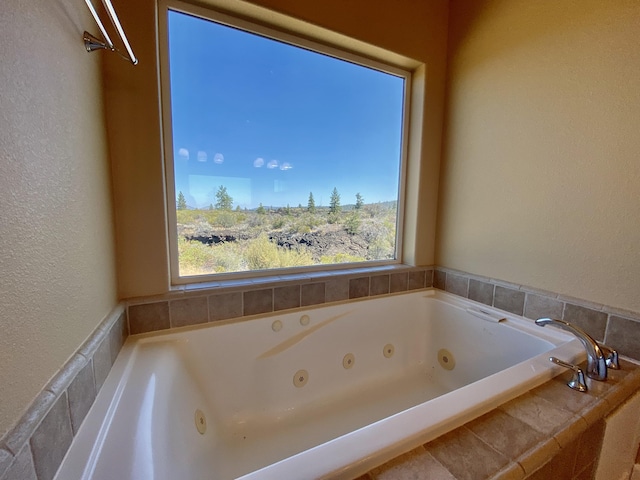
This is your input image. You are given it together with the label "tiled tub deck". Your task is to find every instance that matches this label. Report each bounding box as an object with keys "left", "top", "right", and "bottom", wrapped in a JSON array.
[{"left": 360, "top": 359, "right": 640, "bottom": 480}]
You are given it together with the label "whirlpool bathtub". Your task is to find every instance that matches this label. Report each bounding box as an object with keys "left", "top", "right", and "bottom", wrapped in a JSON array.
[{"left": 56, "top": 289, "right": 582, "bottom": 480}]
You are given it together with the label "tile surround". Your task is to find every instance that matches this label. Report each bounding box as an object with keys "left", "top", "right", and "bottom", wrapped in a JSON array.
[
  {"left": 389, "top": 272, "right": 408, "bottom": 293},
  {"left": 370, "top": 274, "right": 390, "bottom": 296},
  {"left": 125, "top": 266, "right": 433, "bottom": 334},
  {"left": 0, "top": 307, "right": 127, "bottom": 480},
  {"left": 563, "top": 303, "right": 608, "bottom": 341},
  {"left": 169, "top": 296, "right": 208, "bottom": 328},
  {"left": 362, "top": 359, "right": 640, "bottom": 480},
  {"left": 325, "top": 277, "right": 349, "bottom": 302},
  {"left": 433, "top": 267, "right": 640, "bottom": 362},
  {"left": 30, "top": 394, "right": 73, "bottom": 480},
  {"left": 494, "top": 285, "right": 526, "bottom": 316},
  {"left": 4, "top": 264, "right": 640, "bottom": 480},
  {"left": 468, "top": 278, "right": 494, "bottom": 306},
  {"left": 301, "top": 282, "right": 325, "bottom": 306},
  {"left": 128, "top": 301, "right": 169, "bottom": 334},
  {"left": 67, "top": 362, "right": 97, "bottom": 435},
  {"left": 349, "top": 276, "right": 370, "bottom": 298}
]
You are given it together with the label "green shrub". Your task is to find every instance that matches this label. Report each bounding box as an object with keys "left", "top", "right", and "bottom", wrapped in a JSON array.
[
  {"left": 320, "top": 253, "right": 365, "bottom": 264},
  {"left": 245, "top": 235, "right": 313, "bottom": 270},
  {"left": 344, "top": 212, "right": 361, "bottom": 234},
  {"left": 215, "top": 211, "right": 236, "bottom": 228}
]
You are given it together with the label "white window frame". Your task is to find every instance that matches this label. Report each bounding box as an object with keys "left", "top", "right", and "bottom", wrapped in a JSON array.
[{"left": 158, "top": 0, "right": 412, "bottom": 285}]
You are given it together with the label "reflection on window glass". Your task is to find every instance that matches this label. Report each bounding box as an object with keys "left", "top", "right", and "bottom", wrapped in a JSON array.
[{"left": 167, "top": 10, "right": 405, "bottom": 277}]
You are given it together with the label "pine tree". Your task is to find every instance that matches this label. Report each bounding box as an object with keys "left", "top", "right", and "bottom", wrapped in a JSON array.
[
  {"left": 329, "top": 187, "right": 341, "bottom": 214},
  {"left": 256, "top": 203, "right": 266, "bottom": 215},
  {"left": 177, "top": 191, "right": 187, "bottom": 210},
  {"left": 307, "top": 192, "right": 316, "bottom": 213},
  {"left": 355, "top": 192, "right": 364, "bottom": 210},
  {"left": 215, "top": 185, "right": 233, "bottom": 210}
]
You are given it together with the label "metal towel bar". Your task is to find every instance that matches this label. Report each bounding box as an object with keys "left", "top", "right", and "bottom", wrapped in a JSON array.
[{"left": 83, "top": 0, "right": 138, "bottom": 65}]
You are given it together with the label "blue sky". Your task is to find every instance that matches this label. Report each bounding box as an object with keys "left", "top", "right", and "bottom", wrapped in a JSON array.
[{"left": 168, "top": 10, "right": 405, "bottom": 210}]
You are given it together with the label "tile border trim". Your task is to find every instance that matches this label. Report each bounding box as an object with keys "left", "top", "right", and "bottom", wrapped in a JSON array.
[
  {"left": 433, "top": 266, "right": 640, "bottom": 361},
  {"left": 0, "top": 304, "right": 128, "bottom": 480},
  {"left": 125, "top": 265, "right": 435, "bottom": 335}
]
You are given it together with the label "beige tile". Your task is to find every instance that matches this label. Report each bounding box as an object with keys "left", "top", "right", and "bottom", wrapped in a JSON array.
[
  {"left": 579, "top": 397, "right": 611, "bottom": 427},
  {"left": 92, "top": 335, "right": 113, "bottom": 392},
  {"left": 529, "top": 371, "right": 598, "bottom": 414},
  {"left": 499, "top": 392, "right": 574, "bottom": 435},
  {"left": 349, "top": 277, "right": 370, "bottom": 298},
  {"left": 573, "top": 419, "right": 605, "bottom": 475},
  {"left": 426, "top": 427, "right": 509, "bottom": 480},
  {"left": 469, "top": 279, "right": 494, "bottom": 306},
  {"left": 325, "top": 277, "right": 349, "bottom": 302},
  {"left": 408, "top": 270, "right": 426, "bottom": 290},
  {"left": 209, "top": 291, "right": 242, "bottom": 321},
  {"left": 243, "top": 289, "right": 273, "bottom": 315},
  {"left": 563, "top": 304, "right": 608, "bottom": 342},
  {"left": 301, "top": 283, "right": 325, "bottom": 306},
  {"left": 67, "top": 361, "right": 97, "bottom": 435},
  {"left": 523, "top": 435, "right": 578, "bottom": 480},
  {"left": 493, "top": 286, "right": 525, "bottom": 316},
  {"left": 467, "top": 410, "right": 546, "bottom": 461},
  {"left": 370, "top": 275, "right": 390, "bottom": 296},
  {"left": 516, "top": 438, "right": 561, "bottom": 476},
  {"left": 425, "top": 268, "right": 434, "bottom": 287},
  {"left": 389, "top": 272, "right": 408, "bottom": 293},
  {"left": 3, "top": 391, "right": 55, "bottom": 456},
  {"left": 445, "top": 272, "right": 468, "bottom": 297},
  {"left": 108, "top": 311, "right": 128, "bottom": 363},
  {"left": 30, "top": 393, "right": 73, "bottom": 480},
  {"left": 128, "top": 302, "right": 170, "bottom": 334},
  {"left": 274, "top": 285, "right": 300, "bottom": 311},
  {"left": 523, "top": 294, "right": 564, "bottom": 320},
  {"left": 489, "top": 461, "right": 525, "bottom": 480},
  {"left": 0, "top": 444, "right": 36, "bottom": 480},
  {"left": 0, "top": 449, "right": 12, "bottom": 479},
  {"left": 606, "top": 316, "right": 640, "bottom": 360},
  {"left": 434, "top": 270, "right": 446, "bottom": 290},
  {"left": 45, "top": 354, "right": 87, "bottom": 397},
  {"left": 371, "top": 447, "right": 456, "bottom": 480},
  {"left": 553, "top": 416, "right": 588, "bottom": 449},
  {"left": 573, "top": 461, "right": 597, "bottom": 480},
  {"left": 170, "top": 296, "right": 208, "bottom": 328}
]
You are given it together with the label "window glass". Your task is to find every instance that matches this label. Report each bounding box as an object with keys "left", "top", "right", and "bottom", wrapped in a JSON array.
[{"left": 166, "top": 9, "right": 407, "bottom": 278}]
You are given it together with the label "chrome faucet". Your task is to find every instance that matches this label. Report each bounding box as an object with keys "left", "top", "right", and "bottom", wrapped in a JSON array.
[{"left": 535, "top": 318, "right": 608, "bottom": 381}]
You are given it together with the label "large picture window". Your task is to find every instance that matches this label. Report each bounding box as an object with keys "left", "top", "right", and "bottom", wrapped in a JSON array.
[{"left": 161, "top": 3, "right": 409, "bottom": 281}]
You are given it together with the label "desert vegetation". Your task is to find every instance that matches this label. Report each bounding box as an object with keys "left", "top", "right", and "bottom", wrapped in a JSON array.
[{"left": 176, "top": 186, "right": 397, "bottom": 276}]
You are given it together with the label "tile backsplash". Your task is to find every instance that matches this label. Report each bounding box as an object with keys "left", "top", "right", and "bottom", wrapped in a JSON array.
[
  {"left": 434, "top": 267, "right": 640, "bottom": 361},
  {"left": 126, "top": 266, "right": 434, "bottom": 335},
  {"left": 0, "top": 306, "right": 127, "bottom": 480}
]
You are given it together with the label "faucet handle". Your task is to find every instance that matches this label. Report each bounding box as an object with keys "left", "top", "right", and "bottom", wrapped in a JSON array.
[
  {"left": 549, "top": 357, "right": 588, "bottom": 392},
  {"left": 598, "top": 343, "right": 620, "bottom": 370}
]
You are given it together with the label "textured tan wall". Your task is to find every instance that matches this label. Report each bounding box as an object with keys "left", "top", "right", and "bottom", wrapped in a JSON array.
[
  {"left": 0, "top": 0, "right": 117, "bottom": 437},
  {"left": 108, "top": 0, "right": 449, "bottom": 298},
  {"left": 438, "top": 0, "right": 640, "bottom": 312}
]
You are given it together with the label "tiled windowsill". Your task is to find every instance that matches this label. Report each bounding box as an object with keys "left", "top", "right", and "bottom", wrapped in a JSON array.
[
  {"left": 175, "top": 264, "right": 416, "bottom": 293},
  {"left": 361, "top": 359, "right": 640, "bottom": 480},
  {"left": 126, "top": 264, "right": 434, "bottom": 335}
]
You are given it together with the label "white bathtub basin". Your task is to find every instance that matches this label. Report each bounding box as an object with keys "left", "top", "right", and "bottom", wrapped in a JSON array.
[{"left": 56, "top": 289, "right": 582, "bottom": 480}]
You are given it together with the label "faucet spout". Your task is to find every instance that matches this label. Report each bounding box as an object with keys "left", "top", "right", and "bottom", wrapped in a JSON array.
[{"left": 535, "top": 318, "right": 607, "bottom": 381}]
